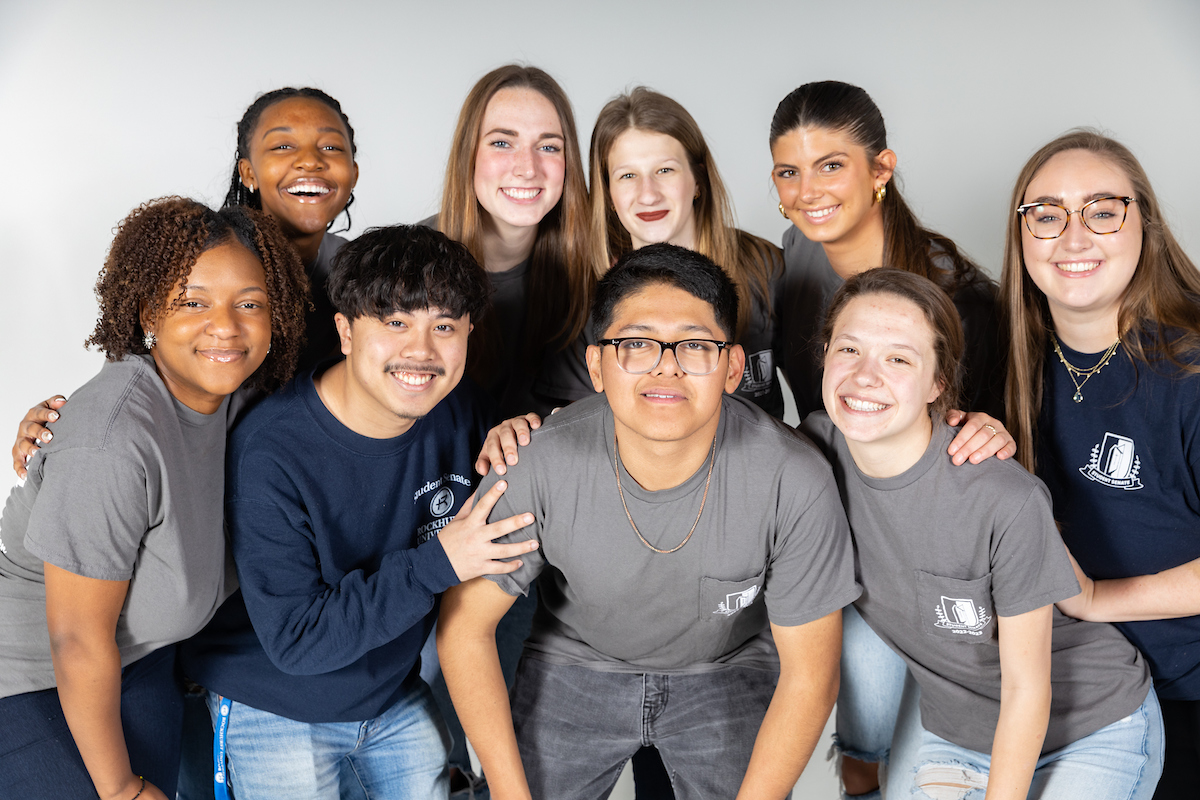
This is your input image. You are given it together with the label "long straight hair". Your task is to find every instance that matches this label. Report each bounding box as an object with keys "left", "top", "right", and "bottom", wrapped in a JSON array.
[
  {"left": 769, "top": 81, "right": 983, "bottom": 294},
  {"left": 438, "top": 65, "right": 593, "bottom": 360},
  {"left": 1000, "top": 129, "right": 1200, "bottom": 471},
  {"left": 589, "top": 87, "right": 775, "bottom": 339}
]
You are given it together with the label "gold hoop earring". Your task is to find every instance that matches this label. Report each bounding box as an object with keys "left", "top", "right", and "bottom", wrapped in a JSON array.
[
  {"left": 874, "top": 184, "right": 887, "bottom": 204},
  {"left": 778, "top": 202, "right": 788, "bottom": 219}
]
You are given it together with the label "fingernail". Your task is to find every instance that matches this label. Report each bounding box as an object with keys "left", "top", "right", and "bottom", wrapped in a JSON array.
[
  {"left": 507, "top": 454, "right": 517, "bottom": 465},
  {"left": 49, "top": 412, "right": 59, "bottom": 421},
  {"left": 524, "top": 515, "right": 534, "bottom": 524},
  {"left": 496, "top": 480, "right": 507, "bottom": 490},
  {"left": 519, "top": 435, "right": 529, "bottom": 444},
  {"left": 41, "top": 432, "right": 52, "bottom": 442}
]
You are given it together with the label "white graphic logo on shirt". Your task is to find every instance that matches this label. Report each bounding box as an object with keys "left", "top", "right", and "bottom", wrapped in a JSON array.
[
  {"left": 713, "top": 585, "right": 759, "bottom": 616},
  {"left": 933, "top": 596, "right": 992, "bottom": 636},
  {"left": 1080, "top": 432, "right": 1144, "bottom": 491},
  {"left": 430, "top": 487, "right": 455, "bottom": 517}
]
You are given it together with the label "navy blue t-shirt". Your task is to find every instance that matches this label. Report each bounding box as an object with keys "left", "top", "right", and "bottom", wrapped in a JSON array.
[
  {"left": 180, "top": 365, "right": 494, "bottom": 722},
  {"left": 1038, "top": 335, "right": 1200, "bottom": 700}
]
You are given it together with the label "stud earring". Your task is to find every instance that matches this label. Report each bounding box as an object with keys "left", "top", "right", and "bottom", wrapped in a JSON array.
[
  {"left": 143, "top": 331, "right": 157, "bottom": 350},
  {"left": 874, "top": 184, "right": 887, "bottom": 204},
  {"left": 778, "top": 202, "right": 788, "bottom": 219}
]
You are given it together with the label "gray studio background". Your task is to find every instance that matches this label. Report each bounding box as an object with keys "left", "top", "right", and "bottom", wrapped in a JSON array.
[
  {"left": 1, "top": 2, "right": 1197, "bottom": 794},
  {"left": 2, "top": 0, "right": 1198, "bottom": 481}
]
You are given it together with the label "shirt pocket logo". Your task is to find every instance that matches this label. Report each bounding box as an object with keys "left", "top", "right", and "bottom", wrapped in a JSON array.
[
  {"left": 701, "top": 570, "right": 766, "bottom": 620},
  {"left": 916, "top": 571, "right": 995, "bottom": 642}
]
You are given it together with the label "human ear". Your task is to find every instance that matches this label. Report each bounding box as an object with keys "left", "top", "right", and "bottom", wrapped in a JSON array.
[
  {"left": 237, "top": 158, "right": 257, "bottom": 192},
  {"left": 586, "top": 344, "right": 604, "bottom": 393},
  {"left": 926, "top": 377, "right": 945, "bottom": 407},
  {"left": 723, "top": 344, "right": 746, "bottom": 394},
  {"left": 874, "top": 149, "right": 897, "bottom": 187},
  {"left": 334, "top": 313, "right": 353, "bottom": 356}
]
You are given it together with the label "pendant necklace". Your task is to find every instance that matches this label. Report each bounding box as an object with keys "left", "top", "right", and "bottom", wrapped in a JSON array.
[
  {"left": 1051, "top": 334, "right": 1121, "bottom": 403},
  {"left": 613, "top": 430, "right": 716, "bottom": 554}
]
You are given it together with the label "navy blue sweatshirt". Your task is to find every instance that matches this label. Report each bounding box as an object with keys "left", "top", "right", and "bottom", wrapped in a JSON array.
[{"left": 180, "top": 366, "right": 492, "bottom": 722}]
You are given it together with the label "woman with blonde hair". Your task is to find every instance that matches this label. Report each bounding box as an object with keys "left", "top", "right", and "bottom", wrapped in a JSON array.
[
  {"left": 589, "top": 86, "right": 785, "bottom": 416},
  {"left": 1001, "top": 129, "right": 1200, "bottom": 799}
]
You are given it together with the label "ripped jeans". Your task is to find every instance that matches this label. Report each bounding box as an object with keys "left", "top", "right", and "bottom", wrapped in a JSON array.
[{"left": 895, "top": 688, "right": 1163, "bottom": 800}]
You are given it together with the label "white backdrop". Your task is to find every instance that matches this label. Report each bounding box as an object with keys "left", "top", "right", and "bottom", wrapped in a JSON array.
[{"left": 2, "top": 0, "right": 1198, "bottom": 489}]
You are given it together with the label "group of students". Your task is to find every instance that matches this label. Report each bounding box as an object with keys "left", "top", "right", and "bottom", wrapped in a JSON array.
[{"left": 0, "top": 63, "right": 1195, "bottom": 800}]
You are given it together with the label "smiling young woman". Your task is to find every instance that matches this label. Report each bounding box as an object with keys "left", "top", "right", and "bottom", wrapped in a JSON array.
[
  {"left": 1002, "top": 130, "right": 1200, "bottom": 799},
  {"left": 225, "top": 87, "right": 359, "bottom": 372},
  {"left": 0, "top": 197, "right": 306, "bottom": 800},
  {"left": 803, "top": 267, "right": 1161, "bottom": 800},
  {"left": 433, "top": 64, "right": 594, "bottom": 420},
  {"left": 769, "top": 81, "right": 1006, "bottom": 428}
]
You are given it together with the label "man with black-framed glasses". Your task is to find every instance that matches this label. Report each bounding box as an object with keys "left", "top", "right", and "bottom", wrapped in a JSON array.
[{"left": 438, "top": 243, "right": 858, "bottom": 800}]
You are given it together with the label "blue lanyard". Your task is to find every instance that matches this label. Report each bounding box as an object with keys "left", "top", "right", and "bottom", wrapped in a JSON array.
[{"left": 213, "top": 695, "right": 232, "bottom": 800}]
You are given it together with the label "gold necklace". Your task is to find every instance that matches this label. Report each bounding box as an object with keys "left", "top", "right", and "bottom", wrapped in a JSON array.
[
  {"left": 1051, "top": 334, "right": 1121, "bottom": 403},
  {"left": 613, "top": 431, "right": 716, "bottom": 555}
]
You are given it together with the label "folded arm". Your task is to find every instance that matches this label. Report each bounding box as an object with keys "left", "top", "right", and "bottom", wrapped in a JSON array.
[{"left": 1056, "top": 545, "right": 1200, "bottom": 622}]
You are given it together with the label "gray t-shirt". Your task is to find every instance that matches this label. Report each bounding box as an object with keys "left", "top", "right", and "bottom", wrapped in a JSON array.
[
  {"left": 0, "top": 355, "right": 236, "bottom": 697},
  {"left": 484, "top": 393, "right": 859, "bottom": 674},
  {"left": 802, "top": 412, "right": 1152, "bottom": 753}
]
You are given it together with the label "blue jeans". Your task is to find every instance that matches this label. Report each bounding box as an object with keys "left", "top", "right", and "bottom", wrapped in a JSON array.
[
  {"left": 206, "top": 681, "right": 450, "bottom": 800},
  {"left": 835, "top": 604, "right": 910, "bottom": 764},
  {"left": 892, "top": 688, "right": 1164, "bottom": 800},
  {"left": 509, "top": 656, "right": 783, "bottom": 800},
  {"left": 0, "top": 644, "right": 184, "bottom": 799}
]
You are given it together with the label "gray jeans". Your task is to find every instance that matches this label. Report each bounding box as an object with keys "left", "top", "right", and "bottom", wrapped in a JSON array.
[{"left": 510, "top": 656, "right": 783, "bottom": 800}]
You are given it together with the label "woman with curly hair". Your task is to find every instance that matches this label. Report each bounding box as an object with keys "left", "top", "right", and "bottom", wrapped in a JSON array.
[{"left": 0, "top": 197, "right": 307, "bottom": 800}]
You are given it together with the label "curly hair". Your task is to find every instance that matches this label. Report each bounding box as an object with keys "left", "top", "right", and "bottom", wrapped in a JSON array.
[{"left": 86, "top": 196, "right": 310, "bottom": 391}]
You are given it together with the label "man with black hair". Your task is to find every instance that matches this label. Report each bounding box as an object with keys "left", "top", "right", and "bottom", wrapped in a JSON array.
[
  {"left": 439, "top": 243, "right": 858, "bottom": 799},
  {"left": 180, "top": 225, "right": 538, "bottom": 799}
]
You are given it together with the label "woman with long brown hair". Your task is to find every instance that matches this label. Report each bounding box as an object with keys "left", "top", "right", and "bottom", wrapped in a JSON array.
[
  {"left": 431, "top": 63, "right": 595, "bottom": 418},
  {"left": 1002, "top": 129, "right": 1200, "bottom": 799}
]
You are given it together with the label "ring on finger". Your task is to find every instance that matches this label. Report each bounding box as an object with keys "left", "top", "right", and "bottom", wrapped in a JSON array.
[{"left": 983, "top": 424, "right": 997, "bottom": 436}]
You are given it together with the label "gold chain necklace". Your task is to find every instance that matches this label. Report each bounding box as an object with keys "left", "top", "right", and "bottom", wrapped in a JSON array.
[
  {"left": 613, "top": 430, "right": 716, "bottom": 555},
  {"left": 1051, "top": 334, "right": 1121, "bottom": 404}
]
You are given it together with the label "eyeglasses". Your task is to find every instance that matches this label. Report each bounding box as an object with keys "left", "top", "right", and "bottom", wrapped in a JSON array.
[
  {"left": 1016, "top": 196, "right": 1137, "bottom": 240},
  {"left": 599, "top": 337, "right": 732, "bottom": 376}
]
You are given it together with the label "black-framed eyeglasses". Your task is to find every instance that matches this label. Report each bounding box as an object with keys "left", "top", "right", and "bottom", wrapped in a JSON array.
[
  {"left": 1016, "top": 196, "right": 1137, "bottom": 240},
  {"left": 599, "top": 337, "right": 733, "bottom": 376}
]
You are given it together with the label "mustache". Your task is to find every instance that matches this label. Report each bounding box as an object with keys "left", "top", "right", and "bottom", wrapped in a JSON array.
[{"left": 385, "top": 362, "right": 446, "bottom": 377}]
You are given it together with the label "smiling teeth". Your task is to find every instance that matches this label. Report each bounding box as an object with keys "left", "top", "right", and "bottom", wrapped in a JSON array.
[
  {"left": 805, "top": 206, "right": 836, "bottom": 219},
  {"left": 645, "top": 393, "right": 676, "bottom": 399},
  {"left": 502, "top": 188, "right": 540, "bottom": 200},
  {"left": 1056, "top": 261, "right": 1100, "bottom": 273},
  {"left": 395, "top": 372, "right": 433, "bottom": 386},
  {"left": 286, "top": 184, "right": 330, "bottom": 195},
  {"left": 844, "top": 397, "right": 887, "bottom": 412}
]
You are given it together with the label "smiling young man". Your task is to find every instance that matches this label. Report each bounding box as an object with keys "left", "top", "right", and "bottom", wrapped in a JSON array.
[
  {"left": 438, "top": 243, "right": 858, "bottom": 800},
  {"left": 178, "top": 225, "right": 539, "bottom": 800}
]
